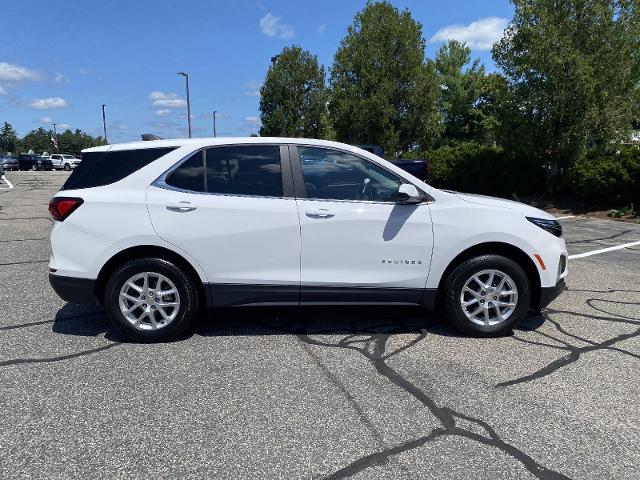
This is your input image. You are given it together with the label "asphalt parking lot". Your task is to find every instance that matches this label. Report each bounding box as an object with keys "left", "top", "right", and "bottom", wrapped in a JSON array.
[{"left": 1, "top": 171, "right": 639, "bottom": 479}]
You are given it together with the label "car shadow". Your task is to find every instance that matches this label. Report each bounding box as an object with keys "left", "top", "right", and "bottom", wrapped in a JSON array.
[
  {"left": 51, "top": 303, "right": 123, "bottom": 341},
  {"left": 51, "top": 304, "right": 548, "bottom": 341}
]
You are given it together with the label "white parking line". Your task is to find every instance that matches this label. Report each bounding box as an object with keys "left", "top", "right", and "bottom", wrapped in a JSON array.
[
  {"left": 0, "top": 175, "right": 14, "bottom": 189},
  {"left": 569, "top": 240, "right": 640, "bottom": 259},
  {"left": 555, "top": 215, "right": 575, "bottom": 220}
]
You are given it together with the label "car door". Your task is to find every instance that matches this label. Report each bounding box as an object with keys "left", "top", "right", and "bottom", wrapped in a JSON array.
[
  {"left": 50, "top": 154, "right": 61, "bottom": 168},
  {"left": 147, "top": 144, "right": 301, "bottom": 306},
  {"left": 290, "top": 145, "right": 434, "bottom": 304}
]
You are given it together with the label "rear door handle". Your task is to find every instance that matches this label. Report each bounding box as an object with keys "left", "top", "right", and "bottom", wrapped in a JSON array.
[
  {"left": 166, "top": 201, "right": 197, "bottom": 212},
  {"left": 306, "top": 208, "right": 334, "bottom": 219}
]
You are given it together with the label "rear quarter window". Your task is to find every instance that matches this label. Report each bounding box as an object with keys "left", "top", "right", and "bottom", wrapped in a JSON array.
[{"left": 62, "top": 147, "right": 176, "bottom": 190}]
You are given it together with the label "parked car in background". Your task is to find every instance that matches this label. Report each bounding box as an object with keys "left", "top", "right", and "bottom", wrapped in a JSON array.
[
  {"left": 50, "top": 153, "right": 81, "bottom": 171},
  {"left": 0, "top": 154, "right": 20, "bottom": 171},
  {"left": 356, "top": 144, "right": 429, "bottom": 180},
  {"left": 48, "top": 137, "right": 567, "bottom": 342},
  {"left": 19, "top": 154, "right": 53, "bottom": 171},
  {"left": 0, "top": 161, "right": 4, "bottom": 177}
]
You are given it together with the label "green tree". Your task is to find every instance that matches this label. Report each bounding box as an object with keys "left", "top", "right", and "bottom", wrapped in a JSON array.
[
  {"left": 0, "top": 122, "right": 18, "bottom": 153},
  {"left": 58, "top": 129, "right": 104, "bottom": 153},
  {"left": 329, "top": 1, "right": 441, "bottom": 155},
  {"left": 476, "top": 72, "right": 512, "bottom": 147},
  {"left": 433, "top": 40, "right": 488, "bottom": 144},
  {"left": 20, "top": 128, "right": 52, "bottom": 153},
  {"left": 260, "top": 45, "right": 328, "bottom": 138},
  {"left": 493, "top": 0, "right": 640, "bottom": 172}
]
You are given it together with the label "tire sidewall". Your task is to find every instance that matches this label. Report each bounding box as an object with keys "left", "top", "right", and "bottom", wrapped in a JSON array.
[
  {"left": 444, "top": 255, "right": 531, "bottom": 336},
  {"left": 104, "top": 258, "right": 198, "bottom": 342}
]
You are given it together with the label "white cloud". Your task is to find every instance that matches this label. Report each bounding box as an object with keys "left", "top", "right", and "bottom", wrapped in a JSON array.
[
  {"left": 149, "top": 91, "right": 186, "bottom": 108},
  {"left": 79, "top": 68, "right": 90, "bottom": 75},
  {"left": 53, "top": 72, "right": 68, "bottom": 83},
  {"left": 56, "top": 123, "right": 71, "bottom": 131},
  {"left": 38, "top": 116, "right": 53, "bottom": 123},
  {"left": 260, "top": 13, "right": 294, "bottom": 39},
  {"left": 317, "top": 24, "right": 327, "bottom": 34},
  {"left": 430, "top": 17, "right": 509, "bottom": 51},
  {"left": 243, "top": 81, "right": 261, "bottom": 97},
  {"left": 28, "top": 97, "right": 68, "bottom": 109},
  {"left": 244, "top": 116, "right": 260, "bottom": 124},
  {"left": 0, "top": 62, "right": 39, "bottom": 82},
  {"left": 0, "top": 85, "right": 6, "bottom": 95},
  {"left": 155, "top": 109, "right": 171, "bottom": 116}
]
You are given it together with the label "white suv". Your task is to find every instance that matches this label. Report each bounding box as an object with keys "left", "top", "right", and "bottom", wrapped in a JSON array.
[
  {"left": 50, "top": 154, "right": 81, "bottom": 171},
  {"left": 48, "top": 138, "right": 567, "bottom": 342}
]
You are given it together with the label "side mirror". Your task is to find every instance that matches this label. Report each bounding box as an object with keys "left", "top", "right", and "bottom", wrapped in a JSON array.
[{"left": 396, "top": 184, "right": 423, "bottom": 204}]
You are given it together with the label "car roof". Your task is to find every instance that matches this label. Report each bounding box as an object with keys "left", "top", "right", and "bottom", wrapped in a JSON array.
[{"left": 81, "top": 137, "right": 366, "bottom": 154}]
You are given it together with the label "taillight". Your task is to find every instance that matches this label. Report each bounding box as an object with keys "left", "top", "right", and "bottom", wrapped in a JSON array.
[{"left": 49, "top": 197, "right": 83, "bottom": 221}]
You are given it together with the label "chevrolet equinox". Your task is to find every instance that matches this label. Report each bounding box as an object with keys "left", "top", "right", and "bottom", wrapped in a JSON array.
[{"left": 49, "top": 138, "right": 567, "bottom": 342}]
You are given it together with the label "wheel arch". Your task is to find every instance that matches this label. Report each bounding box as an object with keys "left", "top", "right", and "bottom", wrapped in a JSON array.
[
  {"left": 94, "top": 245, "right": 208, "bottom": 307},
  {"left": 437, "top": 242, "right": 541, "bottom": 309}
]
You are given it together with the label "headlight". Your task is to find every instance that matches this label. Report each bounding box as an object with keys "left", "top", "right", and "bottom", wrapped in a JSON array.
[{"left": 526, "top": 217, "right": 563, "bottom": 237}]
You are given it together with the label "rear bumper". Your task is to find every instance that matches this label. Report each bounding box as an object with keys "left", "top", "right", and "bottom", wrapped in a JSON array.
[
  {"left": 49, "top": 274, "right": 98, "bottom": 304},
  {"left": 535, "top": 278, "right": 566, "bottom": 310}
]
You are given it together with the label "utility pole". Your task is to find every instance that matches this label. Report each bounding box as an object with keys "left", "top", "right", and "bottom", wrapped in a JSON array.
[
  {"left": 177, "top": 72, "right": 192, "bottom": 138},
  {"left": 213, "top": 110, "right": 217, "bottom": 137},
  {"left": 101, "top": 104, "right": 108, "bottom": 144}
]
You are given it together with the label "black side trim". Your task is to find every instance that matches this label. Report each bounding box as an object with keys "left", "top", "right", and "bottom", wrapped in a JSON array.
[
  {"left": 301, "top": 286, "right": 424, "bottom": 304},
  {"left": 49, "top": 274, "right": 97, "bottom": 305},
  {"left": 536, "top": 278, "right": 566, "bottom": 310},
  {"left": 208, "top": 284, "right": 299, "bottom": 306},
  {"left": 206, "top": 283, "right": 433, "bottom": 307}
]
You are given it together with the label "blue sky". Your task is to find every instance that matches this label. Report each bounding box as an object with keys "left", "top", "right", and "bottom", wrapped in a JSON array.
[{"left": 0, "top": 0, "right": 513, "bottom": 143}]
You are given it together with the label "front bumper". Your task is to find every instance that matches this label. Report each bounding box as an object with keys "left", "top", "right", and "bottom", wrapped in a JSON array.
[
  {"left": 49, "top": 274, "right": 98, "bottom": 304},
  {"left": 535, "top": 278, "right": 566, "bottom": 310}
]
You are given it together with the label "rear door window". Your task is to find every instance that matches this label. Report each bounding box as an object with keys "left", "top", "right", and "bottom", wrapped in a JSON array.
[
  {"left": 63, "top": 147, "right": 176, "bottom": 190},
  {"left": 205, "top": 145, "right": 283, "bottom": 197},
  {"left": 165, "top": 151, "right": 205, "bottom": 192}
]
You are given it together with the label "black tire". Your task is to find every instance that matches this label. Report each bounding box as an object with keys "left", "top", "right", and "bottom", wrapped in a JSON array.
[
  {"left": 442, "top": 254, "right": 531, "bottom": 337},
  {"left": 63, "top": 163, "right": 71, "bottom": 171},
  {"left": 32, "top": 164, "right": 38, "bottom": 171},
  {"left": 104, "top": 257, "right": 199, "bottom": 342}
]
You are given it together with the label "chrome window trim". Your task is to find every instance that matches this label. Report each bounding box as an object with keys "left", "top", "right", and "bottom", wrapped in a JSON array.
[{"left": 152, "top": 143, "right": 290, "bottom": 200}]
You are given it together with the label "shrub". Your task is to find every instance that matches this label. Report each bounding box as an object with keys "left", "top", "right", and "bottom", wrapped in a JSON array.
[
  {"left": 565, "top": 148, "right": 640, "bottom": 205},
  {"left": 407, "top": 142, "right": 545, "bottom": 197}
]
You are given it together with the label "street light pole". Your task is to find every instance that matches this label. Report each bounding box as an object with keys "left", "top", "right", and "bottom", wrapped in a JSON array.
[
  {"left": 177, "top": 72, "right": 192, "bottom": 138},
  {"left": 101, "top": 104, "right": 108, "bottom": 144},
  {"left": 213, "top": 110, "right": 217, "bottom": 137}
]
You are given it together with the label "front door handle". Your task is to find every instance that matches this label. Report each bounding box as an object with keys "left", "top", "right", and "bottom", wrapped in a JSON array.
[
  {"left": 166, "top": 201, "right": 197, "bottom": 212},
  {"left": 306, "top": 208, "right": 334, "bottom": 219}
]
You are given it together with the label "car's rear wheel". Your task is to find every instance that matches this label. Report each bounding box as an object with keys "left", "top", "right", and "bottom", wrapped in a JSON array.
[
  {"left": 104, "top": 257, "right": 198, "bottom": 342},
  {"left": 63, "top": 163, "right": 71, "bottom": 171},
  {"left": 442, "top": 254, "right": 531, "bottom": 336},
  {"left": 31, "top": 164, "right": 38, "bottom": 171}
]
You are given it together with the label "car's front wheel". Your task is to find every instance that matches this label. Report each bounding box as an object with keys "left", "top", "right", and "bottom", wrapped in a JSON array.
[
  {"left": 104, "top": 257, "right": 198, "bottom": 342},
  {"left": 63, "top": 163, "right": 71, "bottom": 171},
  {"left": 442, "top": 254, "right": 531, "bottom": 336}
]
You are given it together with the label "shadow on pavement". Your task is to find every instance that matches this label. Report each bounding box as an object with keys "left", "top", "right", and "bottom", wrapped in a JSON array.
[{"left": 51, "top": 303, "right": 549, "bottom": 341}]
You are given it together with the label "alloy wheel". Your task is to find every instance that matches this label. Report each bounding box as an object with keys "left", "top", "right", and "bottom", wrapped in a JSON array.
[
  {"left": 460, "top": 269, "right": 519, "bottom": 326},
  {"left": 118, "top": 272, "right": 180, "bottom": 331}
]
